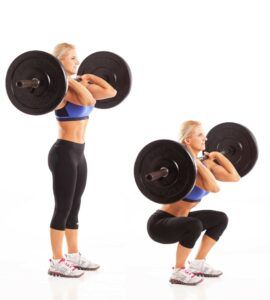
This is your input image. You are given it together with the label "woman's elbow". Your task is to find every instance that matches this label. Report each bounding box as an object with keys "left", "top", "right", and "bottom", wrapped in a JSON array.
[
  {"left": 211, "top": 185, "right": 220, "bottom": 193},
  {"left": 97, "top": 88, "right": 117, "bottom": 100},
  {"left": 231, "top": 174, "right": 241, "bottom": 182},
  {"left": 225, "top": 172, "right": 240, "bottom": 182},
  {"left": 86, "top": 96, "right": 96, "bottom": 106},
  {"left": 90, "top": 98, "right": 96, "bottom": 106},
  {"left": 205, "top": 184, "right": 220, "bottom": 193},
  {"left": 107, "top": 88, "right": 117, "bottom": 98}
]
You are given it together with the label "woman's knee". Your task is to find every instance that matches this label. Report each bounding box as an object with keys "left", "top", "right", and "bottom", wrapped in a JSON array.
[
  {"left": 189, "top": 219, "right": 204, "bottom": 235},
  {"left": 181, "top": 219, "right": 203, "bottom": 248},
  {"left": 217, "top": 211, "right": 229, "bottom": 229},
  {"left": 206, "top": 211, "right": 229, "bottom": 241}
]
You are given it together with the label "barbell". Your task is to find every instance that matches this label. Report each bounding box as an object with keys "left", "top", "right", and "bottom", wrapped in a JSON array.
[
  {"left": 134, "top": 122, "right": 258, "bottom": 204},
  {"left": 6, "top": 50, "right": 132, "bottom": 115}
]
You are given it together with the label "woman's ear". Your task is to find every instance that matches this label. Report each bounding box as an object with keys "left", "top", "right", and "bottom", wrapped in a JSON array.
[{"left": 184, "top": 137, "right": 191, "bottom": 145}]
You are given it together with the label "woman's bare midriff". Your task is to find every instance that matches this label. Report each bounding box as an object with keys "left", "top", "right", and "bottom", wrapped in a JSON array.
[
  {"left": 160, "top": 200, "right": 199, "bottom": 217},
  {"left": 57, "top": 119, "right": 89, "bottom": 144}
]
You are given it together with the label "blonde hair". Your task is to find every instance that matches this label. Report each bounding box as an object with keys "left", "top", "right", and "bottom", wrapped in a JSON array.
[
  {"left": 179, "top": 120, "right": 201, "bottom": 144},
  {"left": 52, "top": 43, "right": 75, "bottom": 59}
]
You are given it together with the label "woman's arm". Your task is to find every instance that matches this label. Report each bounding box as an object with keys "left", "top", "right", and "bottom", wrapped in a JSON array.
[
  {"left": 204, "top": 151, "right": 240, "bottom": 182},
  {"left": 195, "top": 159, "right": 220, "bottom": 192},
  {"left": 66, "top": 78, "right": 96, "bottom": 106},
  {"left": 77, "top": 74, "right": 117, "bottom": 100}
]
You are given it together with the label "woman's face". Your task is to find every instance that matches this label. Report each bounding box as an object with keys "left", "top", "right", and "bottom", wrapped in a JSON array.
[
  {"left": 185, "top": 125, "right": 207, "bottom": 152},
  {"left": 60, "top": 48, "right": 79, "bottom": 76}
]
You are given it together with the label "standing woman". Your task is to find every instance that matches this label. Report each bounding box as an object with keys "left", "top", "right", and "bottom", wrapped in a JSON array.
[
  {"left": 48, "top": 43, "right": 117, "bottom": 278},
  {"left": 147, "top": 120, "right": 240, "bottom": 285}
]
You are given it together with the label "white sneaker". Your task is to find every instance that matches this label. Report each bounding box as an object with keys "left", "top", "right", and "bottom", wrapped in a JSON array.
[
  {"left": 169, "top": 268, "right": 203, "bottom": 285},
  {"left": 48, "top": 258, "right": 84, "bottom": 278},
  {"left": 187, "top": 259, "right": 223, "bottom": 277},
  {"left": 65, "top": 252, "right": 100, "bottom": 271}
]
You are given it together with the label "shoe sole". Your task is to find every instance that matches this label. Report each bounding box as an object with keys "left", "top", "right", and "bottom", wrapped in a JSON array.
[
  {"left": 48, "top": 270, "right": 84, "bottom": 278},
  {"left": 169, "top": 278, "right": 203, "bottom": 286},
  {"left": 193, "top": 272, "right": 223, "bottom": 278},
  {"left": 75, "top": 266, "right": 100, "bottom": 271}
]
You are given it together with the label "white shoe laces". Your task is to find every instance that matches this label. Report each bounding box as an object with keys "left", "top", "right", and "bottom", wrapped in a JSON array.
[
  {"left": 183, "top": 269, "right": 195, "bottom": 278},
  {"left": 174, "top": 268, "right": 195, "bottom": 278},
  {"left": 61, "top": 259, "right": 77, "bottom": 271}
]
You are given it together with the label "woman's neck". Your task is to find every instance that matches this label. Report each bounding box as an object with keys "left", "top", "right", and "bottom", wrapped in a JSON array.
[{"left": 186, "top": 146, "right": 199, "bottom": 158}]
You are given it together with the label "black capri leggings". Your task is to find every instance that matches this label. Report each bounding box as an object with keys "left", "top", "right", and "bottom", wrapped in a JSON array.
[
  {"left": 147, "top": 210, "right": 228, "bottom": 248},
  {"left": 48, "top": 139, "right": 87, "bottom": 231}
]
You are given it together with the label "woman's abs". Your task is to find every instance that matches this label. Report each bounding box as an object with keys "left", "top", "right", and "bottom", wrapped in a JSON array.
[{"left": 57, "top": 119, "right": 88, "bottom": 143}]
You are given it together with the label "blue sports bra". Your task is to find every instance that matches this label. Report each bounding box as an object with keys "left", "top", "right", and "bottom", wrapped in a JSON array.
[
  {"left": 182, "top": 185, "right": 209, "bottom": 202},
  {"left": 55, "top": 101, "right": 94, "bottom": 121},
  {"left": 182, "top": 161, "right": 209, "bottom": 202}
]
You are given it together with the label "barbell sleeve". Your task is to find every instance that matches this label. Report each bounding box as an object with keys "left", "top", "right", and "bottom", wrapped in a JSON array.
[
  {"left": 16, "top": 78, "right": 40, "bottom": 89},
  {"left": 145, "top": 167, "right": 169, "bottom": 182}
]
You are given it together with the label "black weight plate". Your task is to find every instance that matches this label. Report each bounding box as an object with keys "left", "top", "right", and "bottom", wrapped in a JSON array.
[
  {"left": 134, "top": 140, "right": 196, "bottom": 204},
  {"left": 77, "top": 51, "right": 131, "bottom": 109},
  {"left": 6, "top": 50, "right": 67, "bottom": 115},
  {"left": 205, "top": 122, "right": 258, "bottom": 177}
]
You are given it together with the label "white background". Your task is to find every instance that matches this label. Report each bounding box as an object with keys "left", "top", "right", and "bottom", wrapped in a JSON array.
[{"left": 0, "top": 0, "right": 269, "bottom": 299}]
